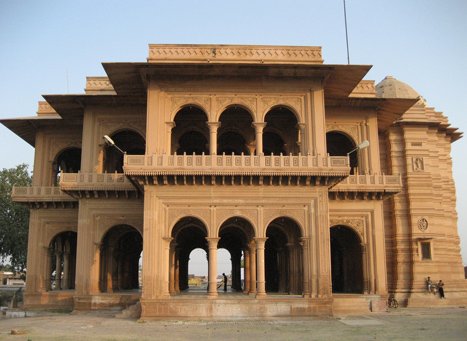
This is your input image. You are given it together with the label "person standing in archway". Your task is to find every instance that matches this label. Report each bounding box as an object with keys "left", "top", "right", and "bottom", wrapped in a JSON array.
[{"left": 222, "top": 273, "right": 228, "bottom": 292}]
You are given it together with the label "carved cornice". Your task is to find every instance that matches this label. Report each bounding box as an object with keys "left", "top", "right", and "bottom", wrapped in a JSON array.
[{"left": 148, "top": 44, "right": 323, "bottom": 64}]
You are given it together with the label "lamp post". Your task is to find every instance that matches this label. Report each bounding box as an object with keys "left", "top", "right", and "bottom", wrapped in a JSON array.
[
  {"left": 346, "top": 140, "right": 369, "bottom": 173},
  {"left": 103, "top": 135, "right": 125, "bottom": 154}
]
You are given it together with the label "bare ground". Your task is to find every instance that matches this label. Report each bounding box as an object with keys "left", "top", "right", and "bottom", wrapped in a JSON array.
[{"left": 1, "top": 307, "right": 467, "bottom": 341}]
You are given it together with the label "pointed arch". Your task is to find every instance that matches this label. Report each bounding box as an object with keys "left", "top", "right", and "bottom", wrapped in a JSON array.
[
  {"left": 104, "top": 130, "right": 145, "bottom": 173},
  {"left": 172, "top": 106, "right": 209, "bottom": 155},
  {"left": 265, "top": 217, "right": 303, "bottom": 294},
  {"left": 326, "top": 131, "right": 358, "bottom": 173},
  {"left": 330, "top": 225, "right": 364, "bottom": 293},
  {"left": 99, "top": 224, "right": 142, "bottom": 292},
  {"left": 264, "top": 106, "right": 299, "bottom": 155},
  {"left": 53, "top": 147, "right": 81, "bottom": 185}
]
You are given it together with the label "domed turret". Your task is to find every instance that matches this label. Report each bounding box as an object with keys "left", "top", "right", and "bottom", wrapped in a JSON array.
[{"left": 376, "top": 75, "right": 420, "bottom": 99}]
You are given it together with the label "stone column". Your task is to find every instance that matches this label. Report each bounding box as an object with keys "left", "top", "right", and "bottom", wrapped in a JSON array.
[
  {"left": 255, "top": 237, "right": 268, "bottom": 297},
  {"left": 206, "top": 237, "right": 220, "bottom": 297},
  {"left": 252, "top": 122, "right": 266, "bottom": 155},
  {"left": 361, "top": 243, "right": 370, "bottom": 294},
  {"left": 249, "top": 241, "right": 257, "bottom": 294},
  {"left": 54, "top": 250, "right": 62, "bottom": 290},
  {"left": 174, "top": 247, "right": 181, "bottom": 293},
  {"left": 45, "top": 248, "right": 53, "bottom": 291},
  {"left": 301, "top": 237, "right": 311, "bottom": 296},
  {"left": 165, "top": 121, "right": 176, "bottom": 154},
  {"left": 243, "top": 249, "right": 250, "bottom": 293},
  {"left": 297, "top": 123, "right": 306, "bottom": 154},
  {"left": 232, "top": 250, "right": 242, "bottom": 291},
  {"left": 62, "top": 249, "right": 70, "bottom": 290},
  {"left": 169, "top": 242, "right": 176, "bottom": 295},
  {"left": 207, "top": 122, "right": 221, "bottom": 155}
]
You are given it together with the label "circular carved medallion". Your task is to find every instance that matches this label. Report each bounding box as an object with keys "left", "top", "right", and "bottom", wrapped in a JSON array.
[{"left": 418, "top": 218, "right": 428, "bottom": 231}]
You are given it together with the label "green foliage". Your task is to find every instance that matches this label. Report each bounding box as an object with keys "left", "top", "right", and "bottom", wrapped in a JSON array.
[{"left": 0, "top": 164, "right": 31, "bottom": 270}]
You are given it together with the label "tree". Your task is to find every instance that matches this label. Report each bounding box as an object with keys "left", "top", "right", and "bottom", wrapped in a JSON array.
[{"left": 0, "top": 164, "right": 31, "bottom": 270}]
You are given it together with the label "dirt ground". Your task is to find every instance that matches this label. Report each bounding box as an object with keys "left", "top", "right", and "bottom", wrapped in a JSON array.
[{"left": 1, "top": 307, "right": 467, "bottom": 341}]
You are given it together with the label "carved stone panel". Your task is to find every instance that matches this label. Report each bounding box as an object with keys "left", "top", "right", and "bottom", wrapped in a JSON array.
[{"left": 330, "top": 216, "right": 365, "bottom": 240}]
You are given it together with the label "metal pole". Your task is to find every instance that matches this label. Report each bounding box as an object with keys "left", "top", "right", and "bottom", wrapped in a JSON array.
[{"left": 343, "top": 0, "right": 350, "bottom": 64}]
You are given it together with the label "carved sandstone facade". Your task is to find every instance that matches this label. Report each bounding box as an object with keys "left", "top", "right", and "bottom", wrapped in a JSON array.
[{"left": 2, "top": 44, "right": 466, "bottom": 317}]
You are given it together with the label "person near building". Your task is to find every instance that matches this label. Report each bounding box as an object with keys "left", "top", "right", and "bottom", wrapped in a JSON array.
[
  {"left": 222, "top": 273, "right": 228, "bottom": 292},
  {"left": 437, "top": 280, "right": 445, "bottom": 299}
]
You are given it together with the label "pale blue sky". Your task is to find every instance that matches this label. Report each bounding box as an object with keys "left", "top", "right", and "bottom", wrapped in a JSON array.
[{"left": 1, "top": 1, "right": 466, "bottom": 271}]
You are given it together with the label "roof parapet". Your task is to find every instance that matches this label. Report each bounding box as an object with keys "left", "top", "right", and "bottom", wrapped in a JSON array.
[
  {"left": 85, "top": 76, "right": 116, "bottom": 94},
  {"left": 148, "top": 44, "right": 323, "bottom": 64},
  {"left": 37, "top": 101, "right": 58, "bottom": 116},
  {"left": 349, "top": 80, "right": 376, "bottom": 98}
]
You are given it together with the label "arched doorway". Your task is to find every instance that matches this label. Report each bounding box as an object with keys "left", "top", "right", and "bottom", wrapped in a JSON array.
[
  {"left": 218, "top": 107, "right": 254, "bottom": 155},
  {"left": 218, "top": 217, "right": 255, "bottom": 293},
  {"left": 264, "top": 107, "right": 299, "bottom": 155},
  {"left": 48, "top": 231, "right": 77, "bottom": 291},
  {"left": 172, "top": 106, "right": 209, "bottom": 155},
  {"left": 53, "top": 148, "right": 81, "bottom": 184},
  {"left": 99, "top": 225, "right": 142, "bottom": 292},
  {"left": 171, "top": 217, "right": 208, "bottom": 293},
  {"left": 330, "top": 225, "right": 364, "bottom": 293},
  {"left": 104, "top": 130, "right": 145, "bottom": 173},
  {"left": 326, "top": 131, "right": 358, "bottom": 173},
  {"left": 265, "top": 217, "right": 303, "bottom": 294}
]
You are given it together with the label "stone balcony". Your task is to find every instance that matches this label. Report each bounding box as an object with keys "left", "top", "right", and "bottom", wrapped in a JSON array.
[
  {"left": 329, "top": 174, "right": 402, "bottom": 200},
  {"left": 123, "top": 153, "right": 350, "bottom": 187},
  {"left": 12, "top": 186, "right": 76, "bottom": 208},
  {"left": 59, "top": 172, "right": 139, "bottom": 199}
]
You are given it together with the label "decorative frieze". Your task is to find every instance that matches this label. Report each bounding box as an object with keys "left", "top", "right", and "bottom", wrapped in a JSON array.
[{"left": 148, "top": 44, "right": 323, "bottom": 64}]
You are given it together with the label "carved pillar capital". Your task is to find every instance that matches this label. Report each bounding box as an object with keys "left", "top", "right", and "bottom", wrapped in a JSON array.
[
  {"left": 206, "top": 237, "right": 220, "bottom": 248},
  {"left": 252, "top": 122, "right": 267, "bottom": 132},
  {"left": 254, "top": 237, "right": 268, "bottom": 249},
  {"left": 207, "top": 121, "right": 221, "bottom": 131}
]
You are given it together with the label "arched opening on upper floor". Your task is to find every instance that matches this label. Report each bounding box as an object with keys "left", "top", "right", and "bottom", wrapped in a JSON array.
[
  {"left": 326, "top": 131, "right": 358, "bottom": 174},
  {"left": 53, "top": 148, "right": 81, "bottom": 185},
  {"left": 218, "top": 217, "right": 255, "bottom": 293},
  {"left": 218, "top": 107, "right": 254, "bottom": 155},
  {"left": 99, "top": 225, "right": 142, "bottom": 292},
  {"left": 265, "top": 217, "right": 303, "bottom": 294},
  {"left": 264, "top": 107, "right": 299, "bottom": 155},
  {"left": 171, "top": 217, "right": 208, "bottom": 293},
  {"left": 330, "top": 225, "right": 363, "bottom": 294},
  {"left": 172, "top": 106, "right": 209, "bottom": 155},
  {"left": 104, "top": 130, "right": 145, "bottom": 173},
  {"left": 47, "top": 231, "right": 77, "bottom": 291}
]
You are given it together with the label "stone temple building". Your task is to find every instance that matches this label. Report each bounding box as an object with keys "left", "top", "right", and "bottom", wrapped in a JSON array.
[{"left": 2, "top": 44, "right": 466, "bottom": 318}]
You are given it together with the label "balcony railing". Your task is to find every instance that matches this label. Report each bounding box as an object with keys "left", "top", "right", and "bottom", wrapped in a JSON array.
[
  {"left": 124, "top": 154, "right": 350, "bottom": 176},
  {"left": 60, "top": 172, "right": 136, "bottom": 191},
  {"left": 12, "top": 186, "right": 76, "bottom": 206},
  {"left": 330, "top": 174, "right": 402, "bottom": 198}
]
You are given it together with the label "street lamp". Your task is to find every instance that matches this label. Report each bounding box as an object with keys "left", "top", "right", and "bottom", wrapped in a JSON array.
[
  {"left": 347, "top": 140, "right": 369, "bottom": 158},
  {"left": 103, "top": 135, "right": 125, "bottom": 154}
]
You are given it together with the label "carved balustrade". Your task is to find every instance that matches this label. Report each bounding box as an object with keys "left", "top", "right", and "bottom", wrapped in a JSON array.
[
  {"left": 12, "top": 186, "right": 76, "bottom": 208},
  {"left": 330, "top": 174, "right": 402, "bottom": 200},
  {"left": 60, "top": 172, "right": 138, "bottom": 198}
]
